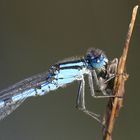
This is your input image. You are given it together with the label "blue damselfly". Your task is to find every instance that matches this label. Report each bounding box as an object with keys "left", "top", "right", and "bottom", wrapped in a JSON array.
[{"left": 0, "top": 48, "right": 118, "bottom": 122}]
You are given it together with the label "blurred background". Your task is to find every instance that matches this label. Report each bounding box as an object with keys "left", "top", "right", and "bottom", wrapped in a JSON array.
[{"left": 0, "top": 0, "right": 139, "bottom": 140}]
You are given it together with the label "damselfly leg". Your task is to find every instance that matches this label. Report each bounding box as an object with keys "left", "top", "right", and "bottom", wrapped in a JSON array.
[
  {"left": 89, "top": 70, "right": 115, "bottom": 98},
  {"left": 76, "top": 77, "right": 101, "bottom": 123},
  {"left": 76, "top": 69, "right": 117, "bottom": 123}
]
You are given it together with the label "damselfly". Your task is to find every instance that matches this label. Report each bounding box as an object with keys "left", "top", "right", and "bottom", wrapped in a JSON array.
[{"left": 0, "top": 48, "right": 118, "bottom": 122}]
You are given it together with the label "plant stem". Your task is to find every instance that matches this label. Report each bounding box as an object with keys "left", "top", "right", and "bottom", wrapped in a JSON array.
[{"left": 102, "top": 5, "right": 139, "bottom": 140}]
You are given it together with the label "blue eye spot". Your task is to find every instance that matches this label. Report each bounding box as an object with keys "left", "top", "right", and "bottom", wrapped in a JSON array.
[
  {"left": 97, "top": 59, "right": 100, "bottom": 63},
  {"left": 91, "top": 55, "right": 107, "bottom": 69}
]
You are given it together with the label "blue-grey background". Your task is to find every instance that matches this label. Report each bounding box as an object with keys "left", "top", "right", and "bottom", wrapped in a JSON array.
[{"left": 0, "top": 0, "right": 139, "bottom": 140}]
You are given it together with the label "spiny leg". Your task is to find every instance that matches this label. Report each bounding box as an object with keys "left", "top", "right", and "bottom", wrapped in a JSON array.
[
  {"left": 76, "top": 77, "right": 101, "bottom": 123},
  {"left": 89, "top": 70, "right": 115, "bottom": 98},
  {"left": 107, "top": 58, "right": 118, "bottom": 77},
  {"left": 76, "top": 80, "right": 84, "bottom": 109}
]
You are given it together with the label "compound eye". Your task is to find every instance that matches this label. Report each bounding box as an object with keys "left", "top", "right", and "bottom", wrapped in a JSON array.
[
  {"left": 92, "top": 58, "right": 97, "bottom": 63},
  {"left": 96, "top": 59, "right": 100, "bottom": 63}
]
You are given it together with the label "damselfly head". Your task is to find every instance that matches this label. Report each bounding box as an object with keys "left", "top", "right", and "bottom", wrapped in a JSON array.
[{"left": 85, "top": 48, "right": 108, "bottom": 69}]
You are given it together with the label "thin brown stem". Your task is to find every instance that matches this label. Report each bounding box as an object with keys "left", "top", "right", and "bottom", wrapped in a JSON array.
[{"left": 102, "top": 5, "right": 139, "bottom": 140}]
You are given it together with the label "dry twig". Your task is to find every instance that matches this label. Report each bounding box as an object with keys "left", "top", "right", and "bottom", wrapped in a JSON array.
[{"left": 102, "top": 5, "right": 139, "bottom": 140}]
